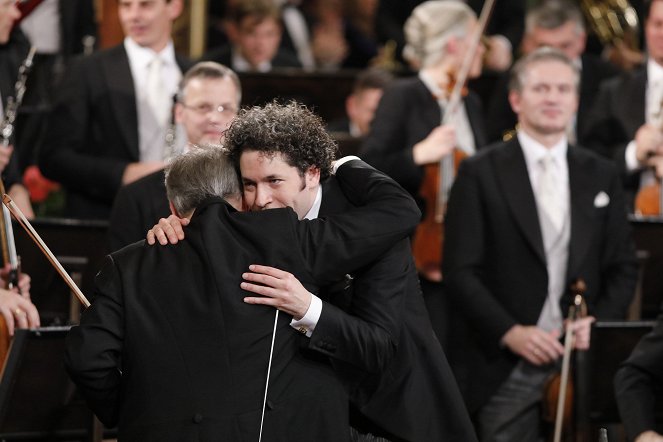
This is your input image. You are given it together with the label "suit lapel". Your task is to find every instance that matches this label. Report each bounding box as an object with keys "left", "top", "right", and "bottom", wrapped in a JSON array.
[
  {"left": 566, "top": 147, "right": 594, "bottom": 281},
  {"left": 494, "top": 139, "right": 546, "bottom": 265},
  {"left": 625, "top": 68, "right": 647, "bottom": 136},
  {"left": 102, "top": 45, "right": 139, "bottom": 159}
]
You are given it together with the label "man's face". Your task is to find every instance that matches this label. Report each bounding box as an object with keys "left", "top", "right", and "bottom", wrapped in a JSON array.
[
  {"left": 647, "top": 0, "right": 663, "bottom": 65},
  {"left": 118, "top": 0, "right": 182, "bottom": 52},
  {"left": 239, "top": 150, "right": 320, "bottom": 219},
  {"left": 236, "top": 17, "right": 281, "bottom": 68},
  {"left": 524, "top": 20, "right": 586, "bottom": 61},
  {"left": 346, "top": 88, "right": 383, "bottom": 137},
  {"left": 509, "top": 60, "right": 578, "bottom": 137},
  {"left": 0, "top": 0, "right": 20, "bottom": 44},
  {"left": 175, "top": 77, "right": 239, "bottom": 145}
]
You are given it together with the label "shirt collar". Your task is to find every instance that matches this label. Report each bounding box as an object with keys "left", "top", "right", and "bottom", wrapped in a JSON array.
[
  {"left": 518, "top": 129, "right": 568, "bottom": 171},
  {"left": 303, "top": 186, "right": 322, "bottom": 220},
  {"left": 124, "top": 37, "right": 177, "bottom": 69},
  {"left": 648, "top": 58, "right": 663, "bottom": 88},
  {"left": 232, "top": 48, "right": 272, "bottom": 73},
  {"left": 418, "top": 70, "right": 444, "bottom": 102}
]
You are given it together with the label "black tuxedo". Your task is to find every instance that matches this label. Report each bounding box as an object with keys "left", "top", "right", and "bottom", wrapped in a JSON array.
[
  {"left": 309, "top": 175, "right": 477, "bottom": 442},
  {"left": 583, "top": 65, "right": 647, "bottom": 208},
  {"left": 615, "top": 313, "right": 663, "bottom": 441},
  {"left": 39, "top": 44, "right": 191, "bottom": 220},
  {"left": 65, "top": 160, "right": 421, "bottom": 441},
  {"left": 108, "top": 169, "right": 169, "bottom": 252},
  {"left": 360, "top": 75, "right": 488, "bottom": 209},
  {"left": 443, "top": 139, "right": 637, "bottom": 413},
  {"left": 486, "top": 53, "right": 620, "bottom": 144}
]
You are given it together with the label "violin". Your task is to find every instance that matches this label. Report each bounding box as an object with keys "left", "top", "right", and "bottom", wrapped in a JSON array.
[
  {"left": 634, "top": 176, "right": 663, "bottom": 216},
  {"left": 411, "top": 0, "right": 495, "bottom": 281},
  {"left": 541, "top": 279, "right": 588, "bottom": 442}
]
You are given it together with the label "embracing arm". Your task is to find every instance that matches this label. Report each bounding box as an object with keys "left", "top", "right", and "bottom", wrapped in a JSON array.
[{"left": 64, "top": 256, "right": 124, "bottom": 427}]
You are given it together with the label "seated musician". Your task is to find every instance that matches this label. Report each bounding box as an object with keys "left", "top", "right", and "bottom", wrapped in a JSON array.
[
  {"left": 443, "top": 48, "right": 637, "bottom": 441},
  {"left": 615, "top": 312, "right": 663, "bottom": 442}
]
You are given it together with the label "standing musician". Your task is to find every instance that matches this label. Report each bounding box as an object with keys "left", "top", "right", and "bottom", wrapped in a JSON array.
[
  {"left": 443, "top": 47, "right": 637, "bottom": 441},
  {"left": 359, "top": 0, "right": 488, "bottom": 348},
  {"left": 65, "top": 146, "right": 421, "bottom": 441},
  {"left": 38, "top": 0, "right": 192, "bottom": 220},
  {"left": 584, "top": 0, "right": 663, "bottom": 213}
]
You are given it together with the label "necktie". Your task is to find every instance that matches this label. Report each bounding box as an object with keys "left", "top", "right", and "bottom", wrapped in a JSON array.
[
  {"left": 146, "top": 56, "right": 170, "bottom": 128},
  {"left": 538, "top": 155, "right": 564, "bottom": 232}
]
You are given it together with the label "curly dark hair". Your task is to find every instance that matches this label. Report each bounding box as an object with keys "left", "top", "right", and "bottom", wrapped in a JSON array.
[{"left": 224, "top": 101, "right": 338, "bottom": 179}]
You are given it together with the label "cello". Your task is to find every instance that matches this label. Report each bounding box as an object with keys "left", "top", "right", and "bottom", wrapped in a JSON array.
[{"left": 411, "top": 0, "right": 496, "bottom": 281}]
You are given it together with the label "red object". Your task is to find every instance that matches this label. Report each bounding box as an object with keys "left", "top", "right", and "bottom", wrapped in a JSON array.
[
  {"left": 23, "top": 165, "right": 59, "bottom": 203},
  {"left": 16, "top": 0, "right": 46, "bottom": 24}
]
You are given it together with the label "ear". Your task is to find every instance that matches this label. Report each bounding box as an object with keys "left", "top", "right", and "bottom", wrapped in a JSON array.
[
  {"left": 168, "top": 0, "right": 184, "bottom": 21},
  {"left": 174, "top": 102, "right": 184, "bottom": 124},
  {"left": 508, "top": 89, "right": 521, "bottom": 115},
  {"left": 304, "top": 166, "right": 321, "bottom": 187}
]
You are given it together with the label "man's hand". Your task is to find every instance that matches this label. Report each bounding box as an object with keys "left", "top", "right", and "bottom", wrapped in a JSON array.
[
  {"left": 0, "top": 289, "right": 39, "bottom": 336},
  {"left": 122, "top": 161, "right": 165, "bottom": 185},
  {"left": 501, "top": 324, "right": 564, "bottom": 366},
  {"left": 635, "top": 125, "right": 663, "bottom": 165},
  {"left": 412, "top": 125, "right": 456, "bottom": 165},
  {"left": 241, "top": 265, "right": 312, "bottom": 320},
  {"left": 483, "top": 35, "right": 512, "bottom": 72},
  {"left": 146, "top": 215, "right": 189, "bottom": 245},
  {"left": 0, "top": 264, "right": 31, "bottom": 298},
  {"left": 635, "top": 431, "right": 663, "bottom": 442},
  {"left": 568, "top": 316, "right": 595, "bottom": 350},
  {"left": 0, "top": 145, "right": 14, "bottom": 173}
]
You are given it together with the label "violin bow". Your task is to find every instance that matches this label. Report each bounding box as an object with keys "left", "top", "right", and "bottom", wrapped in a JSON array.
[
  {"left": 2, "top": 194, "right": 90, "bottom": 308},
  {"left": 553, "top": 279, "right": 587, "bottom": 442},
  {"left": 0, "top": 181, "right": 20, "bottom": 292}
]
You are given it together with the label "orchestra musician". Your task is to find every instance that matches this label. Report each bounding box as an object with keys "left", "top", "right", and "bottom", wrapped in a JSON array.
[
  {"left": 65, "top": 145, "right": 422, "bottom": 441},
  {"left": 584, "top": 0, "right": 663, "bottom": 212},
  {"left": 108, "top": 61, "right": 241, "bottom": 251},
  {"left": 443, "top": 48, "right": 637, "bottom": 441},
  {"left": 359, "top": 0, "right": 488, "bottom": 348},
  {"left": 615, "top": 311, "right": 663, "bottom": 442},
  {"left": 38, "top": 0, "right": 192, "bottom": 220}
]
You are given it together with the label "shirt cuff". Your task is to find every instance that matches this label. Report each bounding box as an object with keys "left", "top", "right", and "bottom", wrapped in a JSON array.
[
  {"left": 290, "top": 294, "right": 322, "bottom": 338},
  {"left": 332, "top": 156, "right": 361, "bottom": 174},
  {"left": 625, "top": 140, "right": 640, "bottom": 172}
]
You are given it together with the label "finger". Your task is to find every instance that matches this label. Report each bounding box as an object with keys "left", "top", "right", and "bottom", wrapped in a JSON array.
[
  {"left": 242, "top": 272, "right": 281, "bottom": 288},
  {"left": 243, "top": 296, "right": 278, "bottom": 307},
  {"left": 240, "top": 282, "right": 277, "bottom": 297},
  {"left": 146, "top": 229, "right": 156, "bottom": 245},
  {"left": 20, "top": 300, "right": 40, "bottom": 328},
  {"left": 15, "top": 308, "right": 28, "bottom": 330},
  {"left": 247, "top": 265, "right": 289, "bottom": 278}
]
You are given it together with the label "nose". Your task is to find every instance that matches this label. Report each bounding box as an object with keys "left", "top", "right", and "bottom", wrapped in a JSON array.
[{"left": 253, "top": 184, "right": 272, "bottom": 210}]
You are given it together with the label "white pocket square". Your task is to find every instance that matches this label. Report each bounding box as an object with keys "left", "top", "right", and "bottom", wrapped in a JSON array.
[{"left": 594, "top": 191, "right": 610, "bottom": 208}]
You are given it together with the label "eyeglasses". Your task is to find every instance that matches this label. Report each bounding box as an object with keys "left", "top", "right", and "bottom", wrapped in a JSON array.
[{"left": 181, "top": 103, "right": 238, "bottom": 116}]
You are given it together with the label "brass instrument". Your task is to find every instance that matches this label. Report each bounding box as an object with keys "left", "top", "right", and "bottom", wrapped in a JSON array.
[
  {"left": 580, "top": 0, "right": 640, "bottom": 50},
  {"left": 1, "top": 46, "right": 36, "bottom": 147}
]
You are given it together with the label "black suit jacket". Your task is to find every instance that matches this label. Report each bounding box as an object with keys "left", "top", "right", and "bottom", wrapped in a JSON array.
[
  {"left": 39, "top": 44, "right": 191, "bottom": 220},
  {"left": 108, "top": 169, "right": 169, "bottom": 252},
  {"left": 58, "top": 0, "right": 97, "bottom": 58},
  {"left": 360, "top": 75, "right": 487, "bottom": 211},
  {"left": 443, "top": 139, "right": 637, "bottom": 413},
  {"left": 65, "top": 160, "right": 421, "bottom": 441},
  {"left": 583, "top": 65, "right": 647, "bottom": 208},
  {"left": 615, "top": 313, "right": 663, "bottom": 441},
  {"left": 310, "top": 175, "right": 477, "bottom": 442},
  {"left": 486, "top": 53, "right": 620, "bottom": 144}
]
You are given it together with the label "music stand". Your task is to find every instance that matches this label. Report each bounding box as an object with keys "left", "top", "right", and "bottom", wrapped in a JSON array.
[
  {"left": 0, "top": 326, "right": 104, "bottom": 441},
  {"left": 575, "top": 320, "right": 658, "bottom": 440}
]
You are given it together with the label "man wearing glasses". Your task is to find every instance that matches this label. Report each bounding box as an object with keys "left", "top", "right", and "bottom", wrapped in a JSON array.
[{"left": 108, "top": 61, "right": 240, "bottom": 251}]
